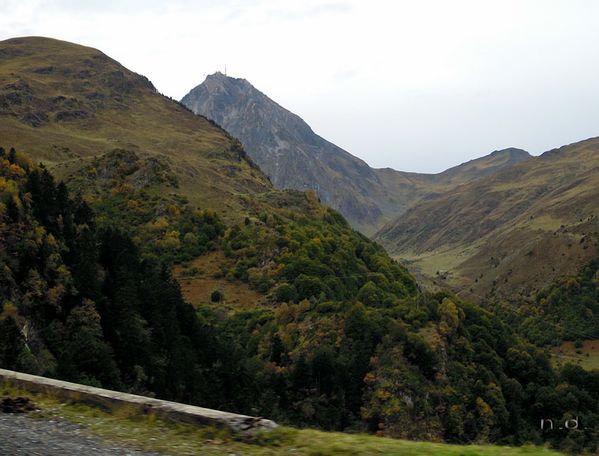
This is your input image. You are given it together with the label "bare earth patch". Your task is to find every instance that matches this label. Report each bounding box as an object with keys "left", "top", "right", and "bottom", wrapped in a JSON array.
[{"left": 551, "top": 340, "right": 599, "bottom": 371}]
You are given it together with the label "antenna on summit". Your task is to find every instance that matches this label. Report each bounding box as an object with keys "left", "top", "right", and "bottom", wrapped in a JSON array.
[{"left": 224, "top": 64, "right": 227, "bottom": 76}]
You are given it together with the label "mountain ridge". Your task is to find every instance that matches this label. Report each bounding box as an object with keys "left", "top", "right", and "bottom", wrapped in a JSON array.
[
  {"left": 376, "top": 136, "right": 599, "bottom": 302},
  {"left": 182, "top": 71, "right": 386, "bottom": 234},
  {"left": 182, "top": 72, "right": 532, "bottom": 235},
  {"left": 0, "top": 36, "right": 272, "bottom": 222}
]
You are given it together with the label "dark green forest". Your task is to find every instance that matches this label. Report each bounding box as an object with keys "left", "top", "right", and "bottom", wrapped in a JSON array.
[
  {"left": 518, "top": 258, "right": 599, "bottom": 347},
  {"left": 1, "top": 147, "right": 599, "bottom": 453}
]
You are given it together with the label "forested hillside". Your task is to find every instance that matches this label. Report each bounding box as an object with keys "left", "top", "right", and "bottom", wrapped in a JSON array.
[
  {"left": 1, "top": 148, "right": 599, "bottom": 453},
  {"left": 497, "top": 257, "right": 599, "bottom": 348}
]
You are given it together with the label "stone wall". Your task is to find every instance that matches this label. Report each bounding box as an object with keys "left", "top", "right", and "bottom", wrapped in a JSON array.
[{"left": 0, "top": 368, "right": 277, "bottom": 433}]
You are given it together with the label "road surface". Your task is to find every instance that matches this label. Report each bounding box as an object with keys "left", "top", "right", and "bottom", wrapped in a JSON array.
[{"left": 0, "top": 412, "right": 163, "bottom": 456}]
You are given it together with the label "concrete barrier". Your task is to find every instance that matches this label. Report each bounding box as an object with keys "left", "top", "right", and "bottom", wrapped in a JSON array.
[{"left": 0, "top": 368, "right": 277, "bottom": 433}]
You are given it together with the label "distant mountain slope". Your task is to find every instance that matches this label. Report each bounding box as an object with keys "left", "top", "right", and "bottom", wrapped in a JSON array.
[
  {"left": 181, "top": 72, "right": 391, "bottom": 234},
  {"left": 0, "top": 37, "right": 270, "bottom": 220},
  {"left": 373, "top": 147, "right": 531, "bottom": 216},
  {"left": 182, "top": 73, "right": 531, "bottom": 235},
  {"left": 430, "top": 147, "right": 532, "bottom": 186},
  {"left": 376, "top": 137, "right": 599, "bottom": 301}
]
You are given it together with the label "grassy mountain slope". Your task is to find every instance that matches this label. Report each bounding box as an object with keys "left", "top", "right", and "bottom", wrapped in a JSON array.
[
  {"left": 0, "top": 37, "right": 270, "bottom": 219},
  {"left": 181, "top": 73, "right": 530, "bottom": 235},
  {"left": 376, "top": 138, "right": 599, "bottom": 302},
  {"left": 373, "top": 148, "right": 531, "bottom": 217}
]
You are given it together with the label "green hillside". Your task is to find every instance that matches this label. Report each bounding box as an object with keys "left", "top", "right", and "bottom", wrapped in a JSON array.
[
  {"left": 376, "top": 138, "right": 599, "bottom": 303},
  {"left": 2, "top": 147, "right": 598, "bottom": 453}
]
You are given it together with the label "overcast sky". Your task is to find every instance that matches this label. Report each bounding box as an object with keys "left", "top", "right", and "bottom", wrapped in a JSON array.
[{"left": 2, "top": 0, "right": 599, "bottom": 172}]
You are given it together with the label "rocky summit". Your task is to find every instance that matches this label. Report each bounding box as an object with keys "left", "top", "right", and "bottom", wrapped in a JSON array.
[{"left": 182, "top": 72, "right": 392, "bottom": 234}]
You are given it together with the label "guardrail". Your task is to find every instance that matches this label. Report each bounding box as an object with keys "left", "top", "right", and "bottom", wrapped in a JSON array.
[{"left": 0, "top": 368, "right": 277, "bottom": 433}]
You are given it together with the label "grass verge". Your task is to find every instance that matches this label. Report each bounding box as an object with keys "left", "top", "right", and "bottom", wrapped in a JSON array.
[{"left": 0, "top": 384, "right": 564, "bottom": 456}]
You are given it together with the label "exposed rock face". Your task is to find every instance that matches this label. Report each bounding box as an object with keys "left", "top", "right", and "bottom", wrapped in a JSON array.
[
  {"left": 182, "top": 73, "right": 532, "bottom": 236},
  {"left": 182, "top": 73, "right": 390, "bottom": 234}
]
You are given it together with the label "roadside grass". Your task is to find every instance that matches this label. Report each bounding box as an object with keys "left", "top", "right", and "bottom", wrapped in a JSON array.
[{"left": 0, "top": 385, "right": 564, "bottom": 456}]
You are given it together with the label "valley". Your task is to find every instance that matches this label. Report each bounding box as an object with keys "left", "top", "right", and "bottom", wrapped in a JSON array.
[
  {"left": 181, "top": 70, "right": 599, "bottom": 348},
  {"left": 376, "top": 137, "right": 599, "bottom": 304},
  {"left": 182, "top": 73, "right": 531, "bottom": 236}
]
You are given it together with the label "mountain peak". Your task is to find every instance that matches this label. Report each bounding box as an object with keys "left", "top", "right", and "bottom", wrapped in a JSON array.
[
  {"left": 435, "top": 146, "right": 531, "bottom": 184},
  {"left": 204, "top": 71, "right": 249, "bottom": 86},
  {"left": 181, "top": 72, "right": 391, "bottom": 234},
  {"left": 206, "top": 71, "right": 231, "bottom": 80},
  {"left": 490, "top": 147, "right": 531, "bottom": 159}
]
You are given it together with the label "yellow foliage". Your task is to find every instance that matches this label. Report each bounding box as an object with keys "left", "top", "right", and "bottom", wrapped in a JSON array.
[
  {"left": 183, "top": 232, "right": 198, "bottom": 244},
  {"left": 476, "top": 397, "right": 494, "bottom": 418},
  {"left": 275, "top": 302, "right": 293, "bottom": 324},
  {"left": 364, "top": 372, "right": 377, "bottom": 385},
  {"left": 297, "top": 299, "right": 311, "bottom": 315},
  {"left": 148, "top": 216, "right": 169, "bottom": 233},
  {"left": 110, "top": 183, "right": 133, "bottom": 196},
  {"left": 157, "top": 230, "right": 180, "bottom": 249},
  {"left": 0, "top": 301, "right": 19, "bottom": 321},
  {"left": 45, "top": 234, "right": 58, "bottom": 249},
  {"left": 9, "top": 163, "right": 25, "bottom": 177},
  {"left": 13, "top": 150, "right": 33, "bottom": 170},
  {"left": 565, "top": 277, "right": 580, "bottom": 290},
  {"left": 47, "top": 284, "right": 66, "bottom": 308},
  {"left": 167, "top": 204, "right": 180, "bottom": 217},
  {"left": 439, "top": 298, "right": 459, "bottom": 337},
  {"left": 375, "top": 388, "right": 392, "bottom": 401}
]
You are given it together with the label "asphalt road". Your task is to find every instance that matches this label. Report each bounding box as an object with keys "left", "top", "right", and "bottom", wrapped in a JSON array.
[{"left": 0, "top": 412, "right": 163, "bottom": 456}]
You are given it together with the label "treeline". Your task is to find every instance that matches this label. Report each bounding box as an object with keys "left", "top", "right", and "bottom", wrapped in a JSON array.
[
  {"left": 0, "top": 147, "right": 244, "bottom": 407},
  {"left": 519, "top": 256, "right": 599, "bottom": 346},
  {"left": 1, "top": 147, "right": 599, "bottom": 453}
]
